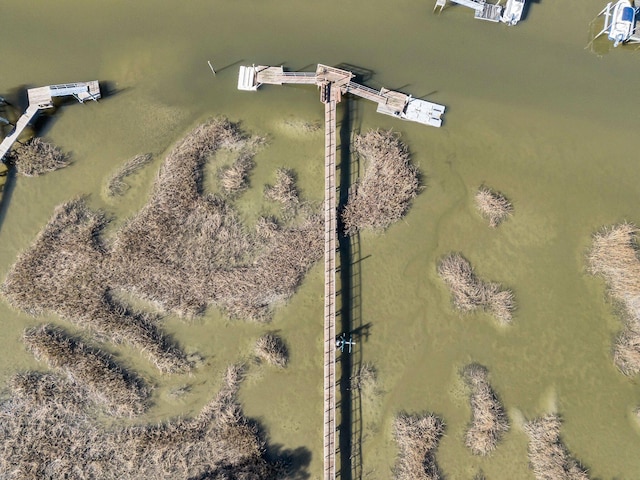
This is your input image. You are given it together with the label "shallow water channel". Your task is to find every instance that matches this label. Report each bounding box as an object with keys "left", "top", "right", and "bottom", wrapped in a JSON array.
[{"left": 0, "top": 1, "right": 639, "bottom": 478}]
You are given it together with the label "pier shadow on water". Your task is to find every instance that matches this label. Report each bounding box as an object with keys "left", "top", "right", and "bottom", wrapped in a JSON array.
[
  {"left": 0, "top": 165, "right": 17, "bottom": 235},
  {"left": 336, "top": 89, "right": 371, "bottom": 480}
]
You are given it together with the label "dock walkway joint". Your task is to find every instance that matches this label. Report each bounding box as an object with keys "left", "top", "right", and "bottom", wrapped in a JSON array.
[{"left": 0, "top": 81, "right": 100, "bottom": 162}]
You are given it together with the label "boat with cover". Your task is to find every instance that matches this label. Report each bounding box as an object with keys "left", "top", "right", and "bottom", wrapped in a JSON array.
[
  {"left": 501, "top": 0, "right": 525, "bottom": 26},
  {"left": 608, "top": 0, "right": 636, "bottom": 46}
]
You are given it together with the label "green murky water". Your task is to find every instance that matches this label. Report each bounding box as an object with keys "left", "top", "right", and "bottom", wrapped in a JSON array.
[{"left": 1, "top": 1, "right": 640, "bottom": 478}]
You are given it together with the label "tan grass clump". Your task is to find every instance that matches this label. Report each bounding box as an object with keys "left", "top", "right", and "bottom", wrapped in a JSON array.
[
  {"left": 109, "top": 119, "right": 322, "bottom": 320},
  {"left": 23, "top": 324, "right": 150, "bottom": 417},
  {"left": 437, "top": 253, "right": 515, "bottom": 325},
  {"left": 105, "top": 153, "right": 153, "bottom": 197},
  {"left": 264, "top": 168, "right": 299, "bottom": 212},
  {"left": 393, "top": 412, "right": 445, "bottom": 480},
  {"left": 342, "top": 130, "right": 419, "bottom": 235},
  {"left": 9, "top": 137, "right": 69, "bottom": 176},
  {"left": 461, "top": 364, "right": 509, "bottom": 456},
  {"left": 219, "top": 153, "right": 254, "bottom": 196},
  {"left": 475, "top": 186, "right": 513, "bottom": 228},
  {"left": 254, "top": 333, "right": 288, "bottom": 368},
  {"left": 523, "top": 414, "right": 590, "bottom": 480},
  {"left": 255, "top": 216, "right": 280, "bottom": 240},
  {"left": 1, "top": 197, "right": 190, "bottom": 374},
  {"left": 3, "top": 120, "right": 323, "bottom": 375},
  {"left": 0, "top": 365, "right": 285, "bottom": 480},
  {"left": 587, "top": 223, "right": 640, "bottom": 375}
]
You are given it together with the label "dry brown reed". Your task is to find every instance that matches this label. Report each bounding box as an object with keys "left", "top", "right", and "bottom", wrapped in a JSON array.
[
  {"left": 587, "top": 223, "right": 640, "bottom": 375},
  {"left": 264, "top": 168, "right": 299, "bottom": 212},
  {"left": 1, "top": 197, "right": 191, "bottom": 374},
  {"left": 3, "top": 119, "right": 323, "bottom": 374},
  {"left": 0, "top": 365, "right": 285, "bottom": 479},
  {"left": 254, "top": 333, "right": 288, "bottom": 368},
  {"left": 219, "top": 153, "right": 254, "bottom": 196},
  {"left": 474, "top": 186, "right": 513, "bottom": 228},
  {"left": 523, "top": 414, "right": 590, "bottom": 480},
  {"left": 437, "top": 253, "right": 515, "bottom": 325},
  {"left": 393, "top": 412, "right": 445, "bottom": 480},
  {"left": 461, "top": 364, "right": 509, "bottom": 456},
  {"left": 105, "top": 153, "right": 153, "bottom": 197},
  {"left": 342, "top": 130, "right": 419, "bottom": 235},
  {"left": 109, "top": 119, "right": 322, "bottom": 321},
  {"left": 8, "top": 137, "right": 70, "bottom": 176},
  {"left": 23, "top": 324, "right": 150, "bottom": 417},
  {"left": 255, "top": 216, "right": 280, "bottom": 240}
]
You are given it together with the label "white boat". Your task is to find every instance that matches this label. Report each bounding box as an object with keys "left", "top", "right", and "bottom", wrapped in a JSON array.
[
  {"left": 501, "top": 0, "right": 525, "bottom": 26},
  {"left": 608, "top": 0, "right": 636, "bottom": 46}
]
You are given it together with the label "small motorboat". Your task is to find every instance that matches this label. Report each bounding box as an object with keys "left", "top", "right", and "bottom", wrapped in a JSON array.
[
  {"left": 607, "top": 0, "right": 637, "bottom": 46},
  {"left": 501, "top": 0, "right": 526, "bottom": 26}
]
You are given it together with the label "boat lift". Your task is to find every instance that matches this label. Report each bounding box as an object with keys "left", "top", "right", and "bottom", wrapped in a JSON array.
[
  {"left": 590, "top": 0, "right": 640, "bottom": 47},
  {"left": 336, "top": 333, "right": 356, "bottom": 354},
  {"left": 434, "top": 0, "right": 526, "bottom": 25}
]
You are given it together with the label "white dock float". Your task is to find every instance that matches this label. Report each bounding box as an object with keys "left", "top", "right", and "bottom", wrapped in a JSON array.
[
  {"left": 0, "top": 81, "right": 100, "bottom": 162},
  {"left": 502, "top": 0, "right": 525, "bottom": 25},
  {"left": 238, "top": 65, "right": 259, "bottom": 91},
  {"left": 436, "top": 0, "right": 526, "bottom": 25}
]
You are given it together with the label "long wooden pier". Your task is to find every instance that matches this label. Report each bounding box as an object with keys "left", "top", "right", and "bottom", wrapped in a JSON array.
[
  {"left": 238, "top": 64, "right": 445, "bottom": 480},
  {"left": 323, "top": 83, "right": 338, "bottom": 480},
  {"left": 0, "top": 81, "right": 100, "bottom": 162}
]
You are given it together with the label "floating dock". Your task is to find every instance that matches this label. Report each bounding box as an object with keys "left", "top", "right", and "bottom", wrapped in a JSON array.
[
  {"left": 239, "top": 64, "right": 445, "bottom": 127},
  {"left": 435, "top": 0, "right": 526, "bottom": 25},
  {"left": 0, "top": 81, "right": 100, "bottom": 162},
  {"left": 238, "top": 63, "right": 445, "bottom": 480}
]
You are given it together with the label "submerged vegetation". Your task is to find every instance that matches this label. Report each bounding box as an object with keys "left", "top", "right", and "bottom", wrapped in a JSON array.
[
  {"left": 438, "top": 253, "right": 515, "bottom": 325},
  {"left": 0, "top": 365, "right": 288, "bottom": 479},
  {"left": 342, "top": 130, "right": 419, "bottom": 235},
  {"left": 474, "top": 186, "right": 513, "bottom": 228},
  {"left": 23, "top": 324, "right": 150, "bottom": 417},
  {"left": 461, "top": 364, "right": 509, "bottom": 456},
  {"left": 2, "top": 119, "right": 323, "bottom": 372},
  {"left": 393, "top": 412, "right": 445, "bottom": 480},
  {"left": 587, "top": 223, "right": 640, "bottom": 376},
  {"left": 9, "top": 137, "right": 70, "bottom": 176},
  {"left": 350, "top": 362, "right": 378, "bottom": 397},
  {"left": 105, "top": 153, "right": 154, "bottom": 197},
  {"left": 254, "top": 333, "right": 288, "bottom": 368},
  {"left": 523, "top": 414, "right": 590, "bottom": 480}
]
